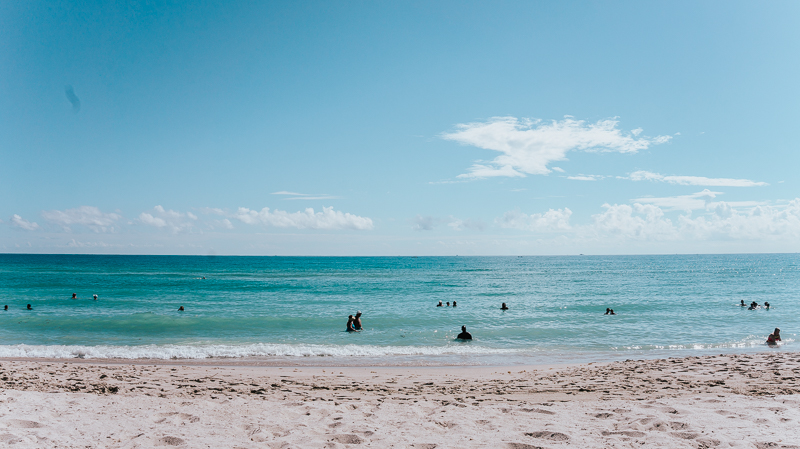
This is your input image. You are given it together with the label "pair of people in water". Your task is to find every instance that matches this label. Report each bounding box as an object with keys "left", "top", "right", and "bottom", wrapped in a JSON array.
[
  {"left": 4, "top": 305, "right": 31, "bottom": 310},
  {"left": 436, "top": 301, "right": 457, "bottom": 307},
  {"left": 604, "top": 308, "right": 616, "bottom": 315},
  {"left": 71, "top": 293, "right": 99, "bottom": 300},
  {"left": 346, "top": 311, "right": 363, "bottom": 332}
]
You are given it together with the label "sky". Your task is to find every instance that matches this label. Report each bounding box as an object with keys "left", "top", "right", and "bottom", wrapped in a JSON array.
[{"left": 1, "top": 0, "right": 799, "bottom": 255}]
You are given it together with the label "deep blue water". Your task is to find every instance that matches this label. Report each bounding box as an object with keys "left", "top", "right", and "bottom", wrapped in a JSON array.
[{"left": 0, "top": 254, "right": 796, "bottom": 365}]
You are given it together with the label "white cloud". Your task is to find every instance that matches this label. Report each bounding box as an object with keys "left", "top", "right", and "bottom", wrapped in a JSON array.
[
  {"left": 447, "top": 218, "right": 487, "bottom": 231},
  {"left": 633, "top": 189, "right": 721, "bottom": 211},
  {"left": 629, "top": 171, "right": 767, "bottom": 187},
  {"left": 590, "top": 203, "right": 677, "bottom": 240},
  {"left": 412, "top": 215, "right": 437, "bottom": 231},
  {"left": 235, "top": 206, "right": 373, "bottom": 230},
  {"left": 567, "top": 174, "right": 603, "bottom": 181},
  {"left": 41, "top": 206, "right": 121, "bottom": 232},
  {"left": 587, "top": 200, "right": 800, "bottom": 241},
  {"left": 138, "top": 205, "right": 198, "bottom": 233},
  {"left": 10, "top": 214, "right": 39, "bottom": 231},
  {"left": 198, "top": 207, "right": 227, "bottom": 216},
  {"left": 272, "top": 191, "right": 341, "bottom": 200},
  {"left": 442, "top": 116, "right": 670, "bottom": 178},
  {"left": 497, "top": 208, "right": 572, "bottom": 232}
]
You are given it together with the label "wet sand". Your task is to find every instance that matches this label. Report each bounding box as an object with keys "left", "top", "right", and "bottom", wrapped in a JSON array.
[{"left": 1, "top": 351, "right": 799, "bottom": 448}]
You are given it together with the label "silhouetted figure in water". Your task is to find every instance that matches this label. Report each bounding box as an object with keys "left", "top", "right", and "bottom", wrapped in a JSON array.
[
  {"left": 501, "top": 303, "right": 509, "bottom": 310},
  {"left": 437, "top": 301, "right": 443, "bottom": 307},
  {"left": 72, "top": 293, "right": 77, "bottom": 299},
  {"left": 456, "top": 325, "right": 472, "bottom": 340},
  {"left": 749, "top": 301, "right": 759, "bottom": 310},
  {"left": 178, "top": 306, "right": 184, "bottom": 311},
  {"left": 764, "top": 302, "right": 771, "bottom": 310},
  {"left": 26, "top": 304, "right": 32, "bottom": 310},
  {"left": 354, "top": 311, "right": 363, "bottom": 330},
  {"left": 740, "top": 299, "right": 746, "bottom": 307},
  {"left": 452, "top": 301, "right": 457, "bottom": 307},
  {"left": 767, "top": 328, "right": 781, "bottom": 345},
  {"left": 346, "top": 315, "right": 358, "bottom": 332}
]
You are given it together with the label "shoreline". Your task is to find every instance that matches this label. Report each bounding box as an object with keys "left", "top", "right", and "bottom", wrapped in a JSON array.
[{"left": 2, "top": 351, "right": 800, "bottom": 447}]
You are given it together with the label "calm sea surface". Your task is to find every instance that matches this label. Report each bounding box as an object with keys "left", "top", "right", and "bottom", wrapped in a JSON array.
[{"left": 0, "top": 254, "right": 797, "bottom": 365}]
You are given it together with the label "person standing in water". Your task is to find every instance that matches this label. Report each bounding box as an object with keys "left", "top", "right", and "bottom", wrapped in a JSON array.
[
  {"left": 767, "top": 328, "right": 781, "bottom": 345},
  {"left": 354, "top": 311, "right": 363, "bottom": 330},
  {"left": 456, "top": 326, "right": 472, "bottom": 340},
  {"left": 72, "top": 293, "right": 77, "bottom": 299},
  {"left": 346, "top": 315, "right": 358, "bottom": 332},
  {"left": 501, "top": 303, "right": 509, "bottom": 310},
  {"left": 26, "top": 304, "right": 32, "bottom": 310}
]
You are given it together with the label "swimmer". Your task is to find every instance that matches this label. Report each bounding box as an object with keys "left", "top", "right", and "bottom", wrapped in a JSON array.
[
  {"left": 446, "top": 302, "right": 450, "bottom": 307},
  {"left": 740, "top": 299, "right": 746, "bottom": 307},
  {"left": 749, "top": 301, "right": 759, "bottom": 310},
  {"left": 354, "top": 311, "right": 363, "bottom": 330},
  {"left": 609, "top": 309, "right": 616, "bottom": 315},
  {"left": 604, "top": 308, "right": 611, "bottom": 315},
  {"left": 26, "top": 304, "right": 32, "bottom": 310},
  {"left": 93, "top": 294, "right": 98, "bottom": 301},
  {"left": 456, "top": 325, "right": 472, "bottom": 340},
  {"left": 3, "top": 305, "right": 7, "bottom": 311},
  {"left": 437, "top": 301, "right": 443, "bottom": 307},
  {"left": 452, "top": 301, "right": 457, "bottom": 307},
  {"left": 346, "top": 315, "right": 358, "bottom": 332},
  {"left": 202, "top": 276, "right": 206, "bottom": 279},
  {"left": 767, "top": 328, "right": 781, "bottom": 345},
  {"left": 501, "top": 303, "right": 509, "bottom": 310},
  {"left": 72, "top": 293, "right": 77, "bottom": 299},
  {"left": 764, "top": 301, "right": 770, "bottom": 310},
  {"left": 178, "top": 306, "right": 184, "bottom": 311}
]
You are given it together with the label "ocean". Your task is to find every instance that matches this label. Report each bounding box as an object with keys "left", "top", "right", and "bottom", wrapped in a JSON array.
[{"left": 0, "top": 254, "right": 796, "bottom": 365}]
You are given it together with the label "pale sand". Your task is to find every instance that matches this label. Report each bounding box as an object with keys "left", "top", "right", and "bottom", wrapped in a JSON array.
[{"left": 1, "top": 352, "right": 799, "bottom": 448}]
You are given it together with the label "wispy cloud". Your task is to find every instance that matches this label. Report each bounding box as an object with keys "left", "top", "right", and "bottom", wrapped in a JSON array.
[
  {"left": 10, "top": 214, "right": 39, "bottom": 231},
  {"left": 442, "top": 116, "right": 670, "bottom": 179},
  {"left": 588, "top": 200, "right": 800, "bottom": 241},
  {"left": 412, "top": 215, "right": 437, "bottom": 231},
  {"left": 633, "top": 189, "right": 722, "bottom": 211},
  {"left": 41, "top": 206, "right": 121, "bottom": 232},
  {"left": 567, "top": 174, "right": 604, "bottom": 181},
  {"left": 235, "top": 206, "right": 373, "bottom": 230},
  {"left": 412, "top": 215, "right": 486, "bottom": 231},
  {"left": 497, "top": 208, "right": 572, "bottom": 231},
  {"left": 628, "top": 170, "right": 767, "bottom": 187},
  {"left": 271, "top": 191, "right": 341, "bottom": 200},
  {"left": 138, "top": 205, "right": 198, "bottom": 233}
]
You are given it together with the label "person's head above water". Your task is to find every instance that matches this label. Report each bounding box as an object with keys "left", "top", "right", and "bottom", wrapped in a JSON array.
[
  {"left": 26, "top": 304, "right": 32, "bottom": 310},
  {"left": 72, "top": 293, "right": 76, "bottom": 299},
  {"left": 178, "top": 306, "right": 184, "bottom": 311},
  {"left": 462, "top": 325, "right": 466, "bottom": 332},
  {"left": 774, "top": 327, "right": 781, "bottom": 335},
  {"left": 3, "top": 305, "right": 7, "bottom": 310}
]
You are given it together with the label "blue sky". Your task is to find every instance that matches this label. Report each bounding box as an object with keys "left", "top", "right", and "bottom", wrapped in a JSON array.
[{"left": 2, "top": 1, "right": 799, "bottom": 255}]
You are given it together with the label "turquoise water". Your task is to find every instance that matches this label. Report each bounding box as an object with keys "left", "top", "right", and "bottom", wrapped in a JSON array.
[{"left": 0, "top": 254, "right": 797, "bottom": 365}]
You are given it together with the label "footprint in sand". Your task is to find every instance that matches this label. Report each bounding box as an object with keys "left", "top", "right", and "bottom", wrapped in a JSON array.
[
  {"left": 157, "top": 436, "right": 186, "bottom": 446},
  {"left": 507, "top": 443, "right": 547, "bottom": 449},
  {"left": 524, "top": 431, "right": 570, "bottom": 442},
  {"left": 8, "top": 420, "right": 43, "bottom": 429},
  {"left": 328, "top": 434, "right": 364, "bottom": 444}
]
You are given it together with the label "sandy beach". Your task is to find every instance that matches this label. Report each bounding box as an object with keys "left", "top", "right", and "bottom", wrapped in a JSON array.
[{"left": 0, "top": 352, "right": 798, "bottom": 448}]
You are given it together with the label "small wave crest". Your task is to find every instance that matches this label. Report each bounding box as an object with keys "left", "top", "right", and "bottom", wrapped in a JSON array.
[{"left": 0, "top": 343, "right": 521, "bottom": 360}]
